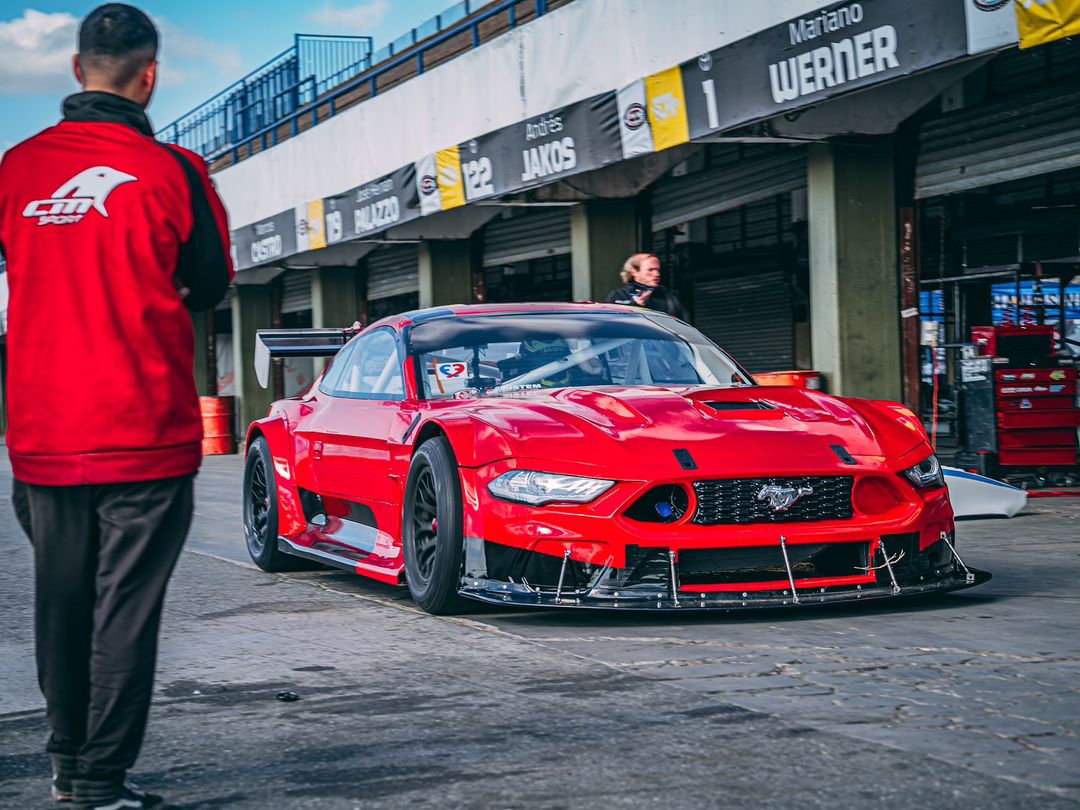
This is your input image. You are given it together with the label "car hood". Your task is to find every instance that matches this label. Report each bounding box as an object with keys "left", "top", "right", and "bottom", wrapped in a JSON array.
[{"left": 462, "top": 385, "right": 928, "bottom": 478}]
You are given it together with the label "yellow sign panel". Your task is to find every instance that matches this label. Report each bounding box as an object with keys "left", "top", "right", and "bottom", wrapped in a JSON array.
[
  {"left": 644, "top": 66, "right": 689, "bottom": 152},
  {"left": 435, "top": 146, "right": 465, "bottom": 210},
  {"left": 306, "top": 199, "right": 326, "bottom": 250},
  {"left": 1017, "top": 0, "right": 1080, "bottom": 48}
]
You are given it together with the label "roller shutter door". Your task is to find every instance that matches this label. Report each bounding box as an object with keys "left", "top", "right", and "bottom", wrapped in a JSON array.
[
  {"left": 916, "top": 42, "right": 1080, "bottom": 199},
  {"left": 279, "top": 270, "right": 311, "bottom": 314},
  {"left": 915, "top": 87, "right": 1080, "bottom": 199},
  {"left": 366, "top": 245, "right": 419, "bottom": 300},
  {"left": 653, "top": 146, "right": 806, "bottom": 231},
  {"left": 482, "top": 208, "right": 572, "bottom": 266},
  {"left": 693, "top": 271, "right": 794, "bottom": 373}
]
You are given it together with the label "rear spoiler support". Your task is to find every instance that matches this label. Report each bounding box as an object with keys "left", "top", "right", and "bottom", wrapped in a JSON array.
[{"left": 254, "top": 327, "right": 361, "bottom": 389}]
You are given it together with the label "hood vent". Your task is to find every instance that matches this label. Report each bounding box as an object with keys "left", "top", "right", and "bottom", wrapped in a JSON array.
[{"left": 703, "top": 400, "right": 775, "bottom": 412}]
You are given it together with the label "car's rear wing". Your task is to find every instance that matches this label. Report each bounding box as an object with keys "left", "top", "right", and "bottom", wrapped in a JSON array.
[{"left": 254, "top": 327, "right": 360, "bottom": 389}]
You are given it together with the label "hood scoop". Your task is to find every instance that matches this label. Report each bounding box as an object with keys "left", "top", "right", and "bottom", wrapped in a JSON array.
[
  {"left": 703, "top": 400, "right": 776, "bottom": 411},
  {"left": 697, "top": 398, "right": 785, "bottom": 421}
]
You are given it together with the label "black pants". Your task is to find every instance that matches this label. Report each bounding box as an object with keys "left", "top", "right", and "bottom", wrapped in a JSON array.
[{"left": 14, "top": 475, "right": 193, "bottom": 781}]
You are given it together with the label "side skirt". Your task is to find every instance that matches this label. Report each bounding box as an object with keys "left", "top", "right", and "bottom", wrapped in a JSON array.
[
  {"left": 278, "top": 537, "right": 358, "bottom": 573},
  {"left": 277, "top": 536, "right": 405, "bottom": 585}
]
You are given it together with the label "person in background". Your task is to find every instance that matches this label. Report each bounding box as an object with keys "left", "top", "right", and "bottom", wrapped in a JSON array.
[
  {"left": 0, "top": 4, "right": 233, "bottom": 808},
  {"left": 605, "top": 252, "right": 688, "bottom": 320}
]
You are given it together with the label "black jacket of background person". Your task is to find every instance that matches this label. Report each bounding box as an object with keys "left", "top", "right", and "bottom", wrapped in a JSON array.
[{"left": 605, "top": 281, "right": 688, "bottom": 321}]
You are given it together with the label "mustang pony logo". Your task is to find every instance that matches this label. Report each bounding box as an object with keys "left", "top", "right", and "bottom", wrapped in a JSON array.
[
  {"left": 22, "top": 166, "right": 137, "bottom": 226},
  {"left": 756, "top": 483, "right": 813, "bottom": 512}
]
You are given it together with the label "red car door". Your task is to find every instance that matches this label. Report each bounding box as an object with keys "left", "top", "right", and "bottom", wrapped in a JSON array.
[{"left": 309, "top": 327, "right": 408, "bottom": 507}]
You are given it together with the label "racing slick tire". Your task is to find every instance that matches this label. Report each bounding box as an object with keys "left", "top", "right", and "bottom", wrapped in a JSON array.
[
  {"left": 243, "top": 436, "right": 303, "bottom": 572},
  {"left": 402, "top": 437, "right": 469, "bottom": 615}
]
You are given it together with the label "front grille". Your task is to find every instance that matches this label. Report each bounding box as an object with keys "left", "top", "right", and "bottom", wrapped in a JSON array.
[
  {"left": 692, "top": 476, "right": 854, "bottom": 525},
  {"left": 679, "top": 542, "right": 869, "bottom": 585}
]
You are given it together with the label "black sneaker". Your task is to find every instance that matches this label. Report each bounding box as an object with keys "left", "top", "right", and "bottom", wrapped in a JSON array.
[
  {"left": 51, "top": 753, "right": 76, "bottom": 802},
  {"left": 73, "top": 779, "right": 164, "bottom": 809},
  {"left": 52, "top": 774, "right": 75, "bottom": 803}
]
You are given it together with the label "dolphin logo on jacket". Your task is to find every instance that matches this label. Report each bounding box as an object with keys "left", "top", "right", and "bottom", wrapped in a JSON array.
[{"left": 22, "top": 166, "right": 138, "bottom": 225}]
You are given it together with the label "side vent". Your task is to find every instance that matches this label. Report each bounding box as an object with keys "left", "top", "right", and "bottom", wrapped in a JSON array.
[
  {"left": 830, "top": 444, "right": 858, "bottom": 465},
  {"left": 673, "top": 449, "right": 697, "bottom": 470}
]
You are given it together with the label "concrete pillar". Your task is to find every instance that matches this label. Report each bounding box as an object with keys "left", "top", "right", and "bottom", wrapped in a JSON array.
[
  {"left": 419, "top": 240, "right": 473, "bottom": 308},
  {"left": 808, "top": 140, "right": 900, "bottom": 400},
  {"left": 191, "top": 309, "right": 215, "bottom": 397},
  {"left": 231, "top": 284, "right": 276, "bottom": 434},
  {"left": 571, "top": 200, "right": 639, "bottom": 303},
  {"left": 312, "top": 266, "right": 360, "bottom": 374},
  {"left": 312, "top": 266, "right": 361, "bottom": 329}
]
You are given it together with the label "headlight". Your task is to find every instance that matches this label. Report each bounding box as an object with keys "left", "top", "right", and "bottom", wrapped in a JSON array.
[
  {"left": 902, "top": 455, "right": 944, "bottom": 489},
  {"left": 487, "top": 470, "right": 615, "bottom": 506}
]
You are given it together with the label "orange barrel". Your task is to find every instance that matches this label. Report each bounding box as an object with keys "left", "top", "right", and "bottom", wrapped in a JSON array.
[
  {"left": 754, "top": 370, "right": 823, "bottom": 390},
  {"left": 200, "top": 396, "right": 237, "bottom": 455}
]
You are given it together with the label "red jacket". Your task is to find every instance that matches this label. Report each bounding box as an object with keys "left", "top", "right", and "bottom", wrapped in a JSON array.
[{"left": 0, "top": 92, "right": 233, "bottom": 485}]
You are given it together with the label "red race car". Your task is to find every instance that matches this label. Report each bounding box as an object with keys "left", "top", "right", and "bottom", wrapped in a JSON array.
[{"left": 243, "top": 302, "right": 988, "bottom": 613}]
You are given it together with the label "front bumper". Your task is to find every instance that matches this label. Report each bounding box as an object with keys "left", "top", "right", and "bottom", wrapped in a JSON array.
[
  {"left": 457, "top": 532, "right": 991, "bottom": 611},
  {"left": 459, "top": 567, "right": 990, "bottom": 610}
]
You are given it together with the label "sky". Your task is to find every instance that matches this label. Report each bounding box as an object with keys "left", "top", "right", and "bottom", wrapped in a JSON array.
[{"left": 0, "top": 0, "right": 451, "bottom": 156}]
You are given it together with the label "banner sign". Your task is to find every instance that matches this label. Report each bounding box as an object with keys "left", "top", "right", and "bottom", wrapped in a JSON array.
[
  {"left": 324, "top": 164, "right": 420, "bottom": 245},
  {"left": 414, "top": 91, "right": 621, "bottom": 214},
  {"left": 678, "top": 0, "right": 970, "bottom": 141},
  {"left": 487, "top": 92, "right": 622, "bottom": 192},
  {"left": 232, "top": 209, "right": 296, "bottom": 271},
  {"left": 1016, "top": 0, "right": 1080, "bottom": 49},
  {"left": 229, "top": 0, "right": 1000, "bottom": 272}
]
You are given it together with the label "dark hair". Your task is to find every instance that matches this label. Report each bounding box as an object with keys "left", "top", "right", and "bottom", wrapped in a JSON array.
[{"left": 78, "top": 4, "right": 158, "bottom": 88}]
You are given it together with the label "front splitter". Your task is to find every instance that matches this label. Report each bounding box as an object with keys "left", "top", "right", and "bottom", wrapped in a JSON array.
[{"left": 458, "top": 569, "right": 991, "bottom": 611}]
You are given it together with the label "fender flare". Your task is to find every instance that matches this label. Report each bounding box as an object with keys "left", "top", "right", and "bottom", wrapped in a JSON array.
[{"left": 246, "top": 415, "right": 307, "bottom": 537}]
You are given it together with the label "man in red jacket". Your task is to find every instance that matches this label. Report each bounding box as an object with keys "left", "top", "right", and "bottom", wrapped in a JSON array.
[{"left": 0, "top": 5, "right": 233, "bottom": 808}]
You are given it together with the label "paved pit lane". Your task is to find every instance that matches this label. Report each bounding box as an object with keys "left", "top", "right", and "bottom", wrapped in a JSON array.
[{"left": 2, "top": 450, "right": 1077, "bottom": 808}]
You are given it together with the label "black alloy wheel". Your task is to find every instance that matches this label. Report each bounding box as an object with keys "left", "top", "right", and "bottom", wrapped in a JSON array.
[
  {"left": 402, "top": 437, "right": 469, "bottom": 614},
  {"left": 243, "top": 436, "right": 300, "bottom": 571}
]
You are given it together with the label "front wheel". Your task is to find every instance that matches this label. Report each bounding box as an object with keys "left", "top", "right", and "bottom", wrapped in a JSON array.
[
  {"left": 402, "top": 437, "right": 469, "bottom": 614},
  {"left": 243, "top": 436, "right": 301, "bottom": 571}
]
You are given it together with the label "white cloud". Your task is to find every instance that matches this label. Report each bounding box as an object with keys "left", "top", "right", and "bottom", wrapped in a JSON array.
[
  {"left": 0, "top": 9, "right": 79, "bottom": 94},
  {"left": 0, "top": 9, "right": 245, "bottom": 146},
  {"left": 0, "top": 8, "right": 242, "bottom": 99},
  {"left": 156, "top": 18, "right": 244, "bottom": 89},
  {"left": 306, "top": 0, "right": 391, "bottom": 32}
]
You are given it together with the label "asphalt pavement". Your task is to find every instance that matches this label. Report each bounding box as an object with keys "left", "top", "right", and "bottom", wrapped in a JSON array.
[{"left": 1, "top": 448, "right": 1078, "bottom": 809}]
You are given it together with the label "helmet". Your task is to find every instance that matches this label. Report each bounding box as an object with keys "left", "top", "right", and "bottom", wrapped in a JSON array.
[
  {"left": 518, "top": 336, "right": 571, "bottom": 387},
  {"left": 520, "top": 336, "right": 571, "bottom": 357}
]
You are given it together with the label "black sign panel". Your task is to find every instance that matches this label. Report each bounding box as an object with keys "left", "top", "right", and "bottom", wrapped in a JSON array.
[
  {"left": 323, "top": 163, "right": 420, "bottom": 244},
  {"left": 456, "top": 91, "right": 622, "bottom": 201},
  {"left": 508, "top": 92, "right": 620, "bottom": 192},
  {"left": 232, "top": 210, "right": 296, "bottom": 271},
  {"left": 680, "top": 0, "right": 968, "bottom": 139}
]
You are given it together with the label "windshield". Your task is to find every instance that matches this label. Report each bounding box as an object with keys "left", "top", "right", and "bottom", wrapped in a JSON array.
[{"left": 409, "top": 312, "right": 753, "bottom": 400}]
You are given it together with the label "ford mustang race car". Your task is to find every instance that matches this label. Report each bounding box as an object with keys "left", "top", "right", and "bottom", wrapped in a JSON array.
[{"left": 243, "top": 302, "right": 989, "bottom": 614}]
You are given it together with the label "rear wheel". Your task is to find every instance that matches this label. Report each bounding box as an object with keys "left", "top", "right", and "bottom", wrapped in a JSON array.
[
  {"left": 243, "top": 436, "right": 301, "bottom": 571},
  {"left": 402, "top": 437, "right": 469, "bottom": 614}
]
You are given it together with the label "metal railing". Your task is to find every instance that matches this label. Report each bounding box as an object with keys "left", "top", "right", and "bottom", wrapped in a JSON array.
[
  {"left": 376, "top": 0, "right": 476, "bottom": 64},
  {"left": 158, "top": 0, "right": 552, "bottom": 164},
  {"left": 157, "top": 34, "right": 373, "bottom": 158}
]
